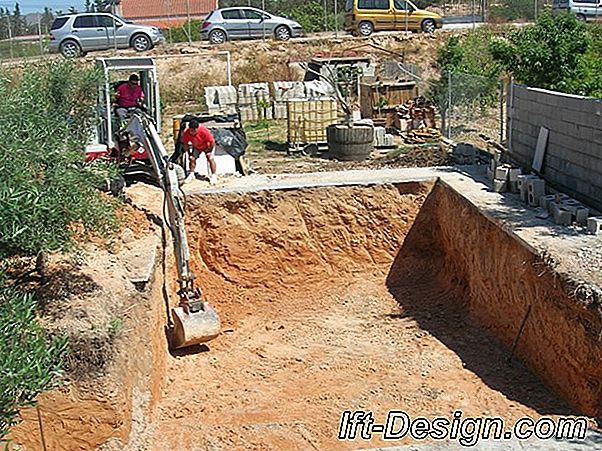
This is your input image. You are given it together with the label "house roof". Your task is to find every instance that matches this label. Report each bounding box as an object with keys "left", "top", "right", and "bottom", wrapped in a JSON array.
[{"left": 120, "top": 0, "right": 217, "bottom": 20}]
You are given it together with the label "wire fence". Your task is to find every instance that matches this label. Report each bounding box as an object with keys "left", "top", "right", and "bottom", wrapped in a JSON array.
[{"left": 432, "top": 71, "right": 505, "bottom": 146}]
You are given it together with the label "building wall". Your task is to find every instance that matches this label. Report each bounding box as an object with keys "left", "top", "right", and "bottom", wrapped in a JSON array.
[
  {"left": 508, "top": 84, "right": 602, "bottom": 212},
  {"left": 119, "top": 0, "right": 217, "bottom": 26}
]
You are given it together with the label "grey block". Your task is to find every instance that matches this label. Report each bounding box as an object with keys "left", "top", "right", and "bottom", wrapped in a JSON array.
[
  {"left": 587, "top": 217, "right": 602, "bottom": 234},
  {"left": 527, "top": 179, "right": 546, "bottom": 207},
  {"left": 517, "top": 175, "right": 538, "bottom": 203},
  {"left": 508, "top": 168, "right": 522, "bottom": 182},
  {"left": 495, "top": 166, "right": 510, "bottom": 181},
  {"left": 575, "top": 207, "right": 590, "bottom": 225},
  {"left": 551, "top": 203, "right": 572, "bottom": 226},
  {"left": 493, "top": 180, "right": 507, "bottom": 193},
  {"left": 539, "top": 194, "right": 556, "bottom": 210},
  {"left": 508, "top": 181, "right": 519, "bottom": 193}
]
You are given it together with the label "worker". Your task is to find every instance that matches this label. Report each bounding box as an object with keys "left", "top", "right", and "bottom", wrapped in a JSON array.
[
  {"left": 181, "top": 119, "right": 217, "bottom": 184},
  {"left": 114, "top": 74, "right": 145, "bottom": 121}
]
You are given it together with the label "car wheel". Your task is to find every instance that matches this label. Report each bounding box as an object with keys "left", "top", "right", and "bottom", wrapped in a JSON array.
[
  {"left": 358, "top": 21, "right": 374, "bottom": 37},
  {"left": 209, "top": 29, "right": 226, "bottom": 44},
  {"left": 60, "top": 40, "right": 82, "bottom": 58},
  {"left": 576, "top": 14, "right": 587, "bottom": 22},
  {"left": 131, "top": 34, "right": 151, "bottom": 52},
  {"left": 421, "top": 19, "right": 436, "bottom": 33},
  {"left": 275, "top": 25, "right": 291, "bottom": 41}
]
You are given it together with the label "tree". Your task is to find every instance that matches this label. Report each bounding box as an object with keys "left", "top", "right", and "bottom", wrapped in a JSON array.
[
  {"left": 490, "top": 12, "right": 590, "bottom": 93},
  {"left": 40, "top": 7, "right": 54, "bottom": 34},
  {"left": 0, "top": 283, "right": 68, "bottom": 442},
  {"left": 11, "top": 2, "right": 26, "bottom": 36},
  {"left": 68, "top": 6, "right": 78, "bottom": 14},
  {"left": 0, "top": 61, "right": 118, "bottom": 258},
  {"left": 85, "top": 0, "right": 92, "bottom": 12}
]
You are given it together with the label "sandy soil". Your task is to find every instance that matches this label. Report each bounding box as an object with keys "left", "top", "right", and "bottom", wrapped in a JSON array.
[{"left": 133, "top": 183, "right": 573, "bottom": 450}]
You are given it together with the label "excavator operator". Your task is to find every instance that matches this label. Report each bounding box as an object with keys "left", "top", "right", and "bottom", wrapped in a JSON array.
[{"left": 114, "top": 73, "right": 145, "bottom": 122}]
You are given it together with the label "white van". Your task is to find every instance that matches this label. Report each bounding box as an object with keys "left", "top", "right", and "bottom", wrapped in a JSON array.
[{"left": 553, "top": 0, "right": 602, "bottom": 21}]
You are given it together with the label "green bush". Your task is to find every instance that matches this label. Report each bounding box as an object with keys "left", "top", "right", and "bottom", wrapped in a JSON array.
[
  {"left": 0, "top": 60, "right": 118, "bottom": 258},
  {"left": 0, "top": 280, "right": 68, "bottom": 441},
  {"left": 490, "top": 12, "right": 590, "bottom": 93},
  {"left": 287, "top": 1, "right": 341, "bottom": 33},
  {"left": 162, "top": 20, "right": 202, "bottom": 43}
]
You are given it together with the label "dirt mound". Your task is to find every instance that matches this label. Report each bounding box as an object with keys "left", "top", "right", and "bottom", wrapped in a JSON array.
[{"left": 185, "top": 183, "right": 432, "bottom": 289}]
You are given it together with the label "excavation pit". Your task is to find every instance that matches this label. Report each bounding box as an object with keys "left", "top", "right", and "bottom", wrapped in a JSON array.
[{"left": 148, "top": 169, "right": 602, "bottom": 450}]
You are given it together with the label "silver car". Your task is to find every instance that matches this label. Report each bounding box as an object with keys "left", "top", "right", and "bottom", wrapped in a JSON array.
[
  {"left": 49, "top": 13, "right": 165, "bottom": 58},
  {"left": 201, "top": 7, "right": 304, "bottom": 44}
]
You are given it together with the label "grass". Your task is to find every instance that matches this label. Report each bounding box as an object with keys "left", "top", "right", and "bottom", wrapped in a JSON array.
[
  {"left": 0, "top": 40, "right": 47, "bottom": 59},
  {"left": 243, "top": 119, "right": 288, "bottom": 154}
]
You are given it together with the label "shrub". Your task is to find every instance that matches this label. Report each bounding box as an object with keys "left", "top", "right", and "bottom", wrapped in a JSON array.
[
  {"left": 0, "top": 60, "right": 118, "bottom": 258},
  {"left": 490, "top": 12, "right": 590, "bottom": 93},
  {"left": 0, "top": 280, "right": 68, "bottom": 442},
  {"left": 162, "top": 20, "right": 202, "bottom": 43}
]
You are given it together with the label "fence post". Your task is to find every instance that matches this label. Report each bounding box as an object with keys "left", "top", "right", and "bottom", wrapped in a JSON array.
[
  {"left": 507, "top": 79, "right": 514, "bottom": 154},
  {"left": 447, "top": 71, "right": 452, "bottom": 139},
  {"left": 7, "top": 15, "right": 14, "bottom": 59}
]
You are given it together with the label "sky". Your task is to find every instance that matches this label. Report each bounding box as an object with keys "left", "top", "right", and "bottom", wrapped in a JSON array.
[{"left": 0, "top": 1, "right": 87, "bottom": 14}]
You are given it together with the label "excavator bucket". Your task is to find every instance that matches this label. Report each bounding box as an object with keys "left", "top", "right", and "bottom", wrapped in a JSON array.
[{"left": 170, "top": 301, "right": 221, "bottom": 349}]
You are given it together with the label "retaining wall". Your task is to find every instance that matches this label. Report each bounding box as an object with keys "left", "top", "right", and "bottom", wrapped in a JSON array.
[{"left": 508, "top": 84, "right": 602, "bottom": 212}]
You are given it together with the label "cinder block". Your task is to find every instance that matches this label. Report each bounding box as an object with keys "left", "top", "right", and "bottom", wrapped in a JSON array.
[
  {"left": 508, "top": 181, "right": 519, "bottom": 193},
  {"left": 493, "top": 180, "right": 507, "bottom": 193},
  {"left": 508, "top": 168, "right": 522, "bottom": 182},
  {"left": 540, "top": 194, "right": 556, "bottom": 210},
  {"left": 495, "top": 166, "right": 510, "bottom": 181},
  {"left": 587, "top": 217, "right": 602, "bottom": 234},
  {"left": 527, "top": 179, "right": 546, "bottom": 207},
  {"left": 561, "top": 199, "right": 583, "bottom": 214},
  {"left": 551, "top": 203, "right": 572, "bottom": 226},
  {"left": 517, "top": 175, "right": 538, "bottom": 203},
  {"left": 575, "top": 207, "right": 589, "bottom": 225}
]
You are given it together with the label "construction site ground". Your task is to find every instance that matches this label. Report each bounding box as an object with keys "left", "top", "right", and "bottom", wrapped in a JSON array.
[{"left": 8, "top": 33, "right": 602, "bottom": 451}]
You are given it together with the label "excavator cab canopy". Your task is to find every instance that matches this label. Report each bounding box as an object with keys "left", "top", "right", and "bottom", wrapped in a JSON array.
[{"left": 95, "top": 57, "right": 161, "bottom": 148}]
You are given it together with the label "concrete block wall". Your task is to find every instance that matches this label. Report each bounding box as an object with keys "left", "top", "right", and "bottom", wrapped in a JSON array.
[{"left": 508, "top": 84, "right": 602, "bottom": 212}]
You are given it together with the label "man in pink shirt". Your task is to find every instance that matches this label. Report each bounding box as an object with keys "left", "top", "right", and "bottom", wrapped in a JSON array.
[{"left": 114, "top": 74, "right": 145, "bottom": 121}]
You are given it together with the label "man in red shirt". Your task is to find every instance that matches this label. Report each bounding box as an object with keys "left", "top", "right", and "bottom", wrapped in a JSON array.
[
  {"left": 181, "top": 119, "right": 217, "bottom": 184},
  {"left": 114, "top": 74, "right": 145, "bottom": 121}
]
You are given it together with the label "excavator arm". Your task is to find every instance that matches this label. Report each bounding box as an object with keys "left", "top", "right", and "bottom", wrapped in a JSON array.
[{"left": 128, "top": 112, "right": 220, "bottom": 349}]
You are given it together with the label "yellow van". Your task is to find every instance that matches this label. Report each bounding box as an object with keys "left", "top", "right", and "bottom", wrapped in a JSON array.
[{"left": 345, "top": 0, "right": 443, "bottom": 36}]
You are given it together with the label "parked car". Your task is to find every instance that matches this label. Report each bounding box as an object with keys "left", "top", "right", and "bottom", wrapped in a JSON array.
[
  {"left": 49, "top": 13, "right": 165, "bottom": 58},
  {"left": 552, "top": 0, "right": 602, "bottom": 21},
  {"left": 201, "top": 7, "right": 304, "bottom": 44},
  {"left": 344, "top": 0, "right": 443, "bottom": 36}
]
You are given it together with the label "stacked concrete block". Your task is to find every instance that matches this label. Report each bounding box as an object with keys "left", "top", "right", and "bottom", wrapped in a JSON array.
[
  {"left": 550, "top": 202, "right": 572, "bottom": 226},
  {"left": 493, "top": 165, "right": 509, "bottom": 193},
  {"left": 587, "top": 217, "right": 602, "bottom": 234},
  {"left": 490, "top": 163, "right": 522, "bottom": 193},
  {"left": 273, "top": 81, "right": 306, "bottom": 120},
  {"left": 526, "top": 178, "right": 546, "bottom": 207},
  {"left": 517, "top": 175, "right": 542, "bottom": 204},
  {"left": 204, "top": 85, "right": 238, "bottom": 114},
  {"left": 508, "top": 168, "right": 522, "bottom": 193},
  {"left": 237, "top": 83, "right": 272, "bottom": 122},
  {"left": 373, "top": 126, "right": 395, "bottom": 148},
  {"left": 542, "top": 194, "right": 590, "bottom": 226},
  {"left": 304, "top": 80, "right": 337, "bottom": 99}
]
